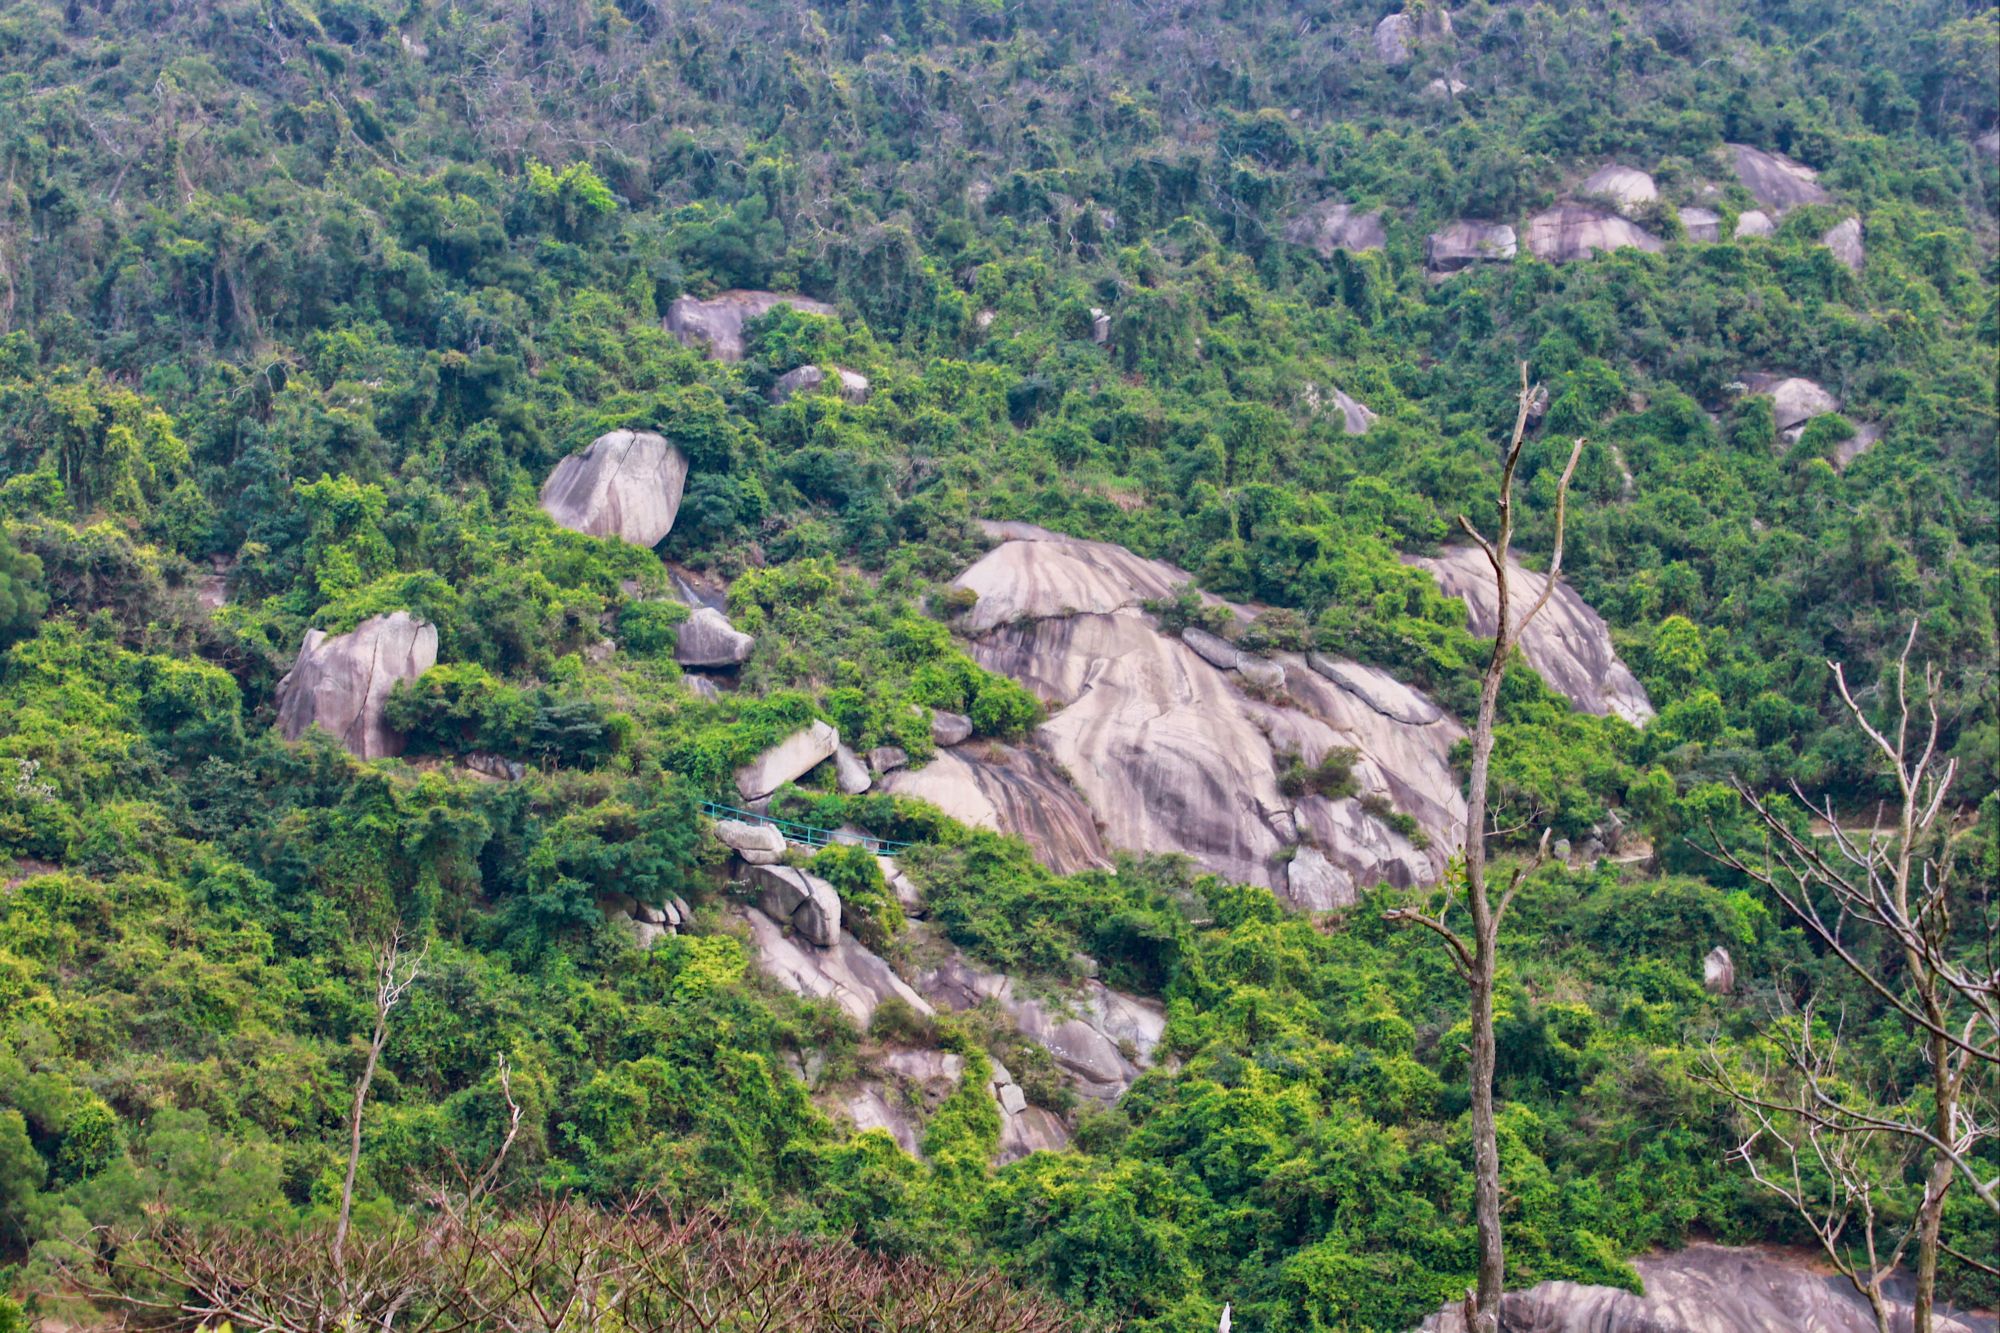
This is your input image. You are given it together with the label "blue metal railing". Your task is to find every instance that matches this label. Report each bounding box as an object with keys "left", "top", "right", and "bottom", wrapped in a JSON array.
[{"left": 700, "top": 800, "right": 911, "bottom": 856}]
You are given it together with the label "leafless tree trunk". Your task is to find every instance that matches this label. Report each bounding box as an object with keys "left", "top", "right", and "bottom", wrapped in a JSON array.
[
  {"left": 1702, "top": 622, "right": 1999, "bottom": 1333},
  {"left": 333, "top": 928, "right": 426, "bottom": 1271},
  {"left": 1387, "top": 364, "right": 1585, "bottom": 1330}
]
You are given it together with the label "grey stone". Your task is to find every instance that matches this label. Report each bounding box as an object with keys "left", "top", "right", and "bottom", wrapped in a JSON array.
[
  {"left": 1306, "top": 654, "right": 1445, "bottom": 726},
  {"left": 673, "top": 606, "right": 754, "bottom": 668},
  {"left": 1089, "top": 308, "right": 1111, "bottom": 343},
  {"left": 1234, "top": 654, "right": 1286, "bottom": 692},
  {"left": 714, "top": 818, "right": 787, "bottom": 863},
  {"left": 539, "top": 430, "right": 688, "bottom": 548},
  {"left": 997, "top": 1082, "right": 1028, "bottom": 1115},
  {"left": 1552, "top": 838, "right": 1571, "bottom": 861},
  {"left": 1283, "top": 202, "right": 1387, "bottom": 257},
  {"left": 834, "top": 369, "right": 871, "bottom": 405},
  {"left": 1328, "top": 387, "right": 1378, "bottom": 436},
  {"left": 1740, "top": 374, "right": 1840, "bottom": 434},
  {"left": 684, "top": 673, "right": 721, "bottom": 702},
  {"left": 1179, "top": 626, "right": 1242, "bottom": 671},
  {"left": 868, "top": 746, "right": 909, "bottom": 775},
  {"left": 834, "top": 744, "right": 872, "bottom": 795},
  {"left": 770, "top": 364, "right": 825, "bottom": 402},
  {"left": 1734, "top": 208, "right": 1775, "bottom": 238},
  {"left": 1678, "top": 207, "right": 1722, "bottom": 242},
  {"left": 583, "top": 638, "right": 615, "bottom": 664},
  {"left": 1578, "top": 164, "right": 1658, "bottom": 216},
  {"left": 880, "top": 742, "right": 1111, "bottom": 876},
  {"left": 997, "top": 1103, "right": 1071, "bottom": 1164},
  {"left": 737, "top": 906, "right": 931, "bottom": 1026},
  {"left": 735, "top": 720, "right": 841, "bottom": 800},
  {"left": 1422, "top": 76, "right": 1467, "bottom": 99},
  {"left": 747, "top": 864, "right": 842, "bottom": 948},
  {"left": 1523, "top": 205, "right": 1664, "bottom": 263},
  {"left": 1374, "top": 5, "right": 1449, "bottom": 65},
  {"left": 1283, "top": 846, "right": 1358, "bottom": 912},
  {"left": 275, "top": 612, "right": 439, "bottom": 760},
  {"left": 665, "top": 290, "right": 836, "bottom": 363},
  {"left": 929, "top": 709, "right": 973, "bottom": 747},
  {"left": 1821, "top": 216, "right": 1863, "bottom": 272},
  {"left": 1427, "top": 220, "right": 1517, "bottom": 272},
  {"left": 1705, "top": 946, "right": 1735, "bottom": 996},
  {"left": 1727, "top": 143, "right": 1830, "bottom": 213},
  {"left": 464, "top": 752, "right": 526, "bottom": 781}
]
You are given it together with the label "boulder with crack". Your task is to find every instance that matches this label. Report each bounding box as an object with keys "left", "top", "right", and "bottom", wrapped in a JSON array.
[
  {"left": 539, "top": 430, "right": 688, "bottom": 548},
  {"left": 1678, "top": 207, "right": 1722, "bottom": 242},
  {"left": 1410, "top": 546, "right": 1654, "bottom": 725},
  {"left": 735, "top": 720, "right": 840, "bottom": 801},
  {"left": 713, "top": 818, "right": 787, "bottom": 866},
  {"left": 1374, "top": 6, "right": 1450, "bottom": 65},
  {"left": 664, "top": 291, "right": 836, "bottom": 362},
  {"left": 880, "top": 743, "right": 1111, "bottom": 875},
  {"left": 736, "top": 905, "right": 929, "bottom": 1025},
  {"left": 275, "top": 612, "right": 439, "bottom": 760},
  {"left": 748, "top": 863, "right": 843, "bottom": 947}
]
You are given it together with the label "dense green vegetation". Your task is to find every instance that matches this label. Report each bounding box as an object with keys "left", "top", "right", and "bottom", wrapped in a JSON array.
[{"left": 0, "top": 0, "right": 1994, "bottom": 1327}]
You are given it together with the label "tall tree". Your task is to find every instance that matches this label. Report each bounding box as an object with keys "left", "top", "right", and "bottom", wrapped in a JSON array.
[{"left": 1387, "top": 365, "right": 1585, "bottom": 1331}]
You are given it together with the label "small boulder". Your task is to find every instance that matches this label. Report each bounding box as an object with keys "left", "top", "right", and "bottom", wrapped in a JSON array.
[
  {"left": 1523, "top": 205, "right": 1664, "bottom": 263},
  {"left": 749, "top": 864, "right": 842, "bottom": 948},
  {"left": 1088, "top": 308, "right": 1111, "bottom": 344},
  {"left": 1422, "top": 77, "right": 1468, "bottom": 100},
  {"left": 665, "top": 290, "right": 836, "bottom": 363},
  {"left": 1374, "top": 6, "right": 1449, "bottom": 66},
  {"left": 1234, "top": 654, "right": 1286, "bottom": 692},
  {"left": 539, "top": 430, "right": 689, "bottom": 548},
  {"left": 1427, "top": 221, "right": 1516, "bottom": 272},
  {"left": 714, "top": 818, "right": 787, "bottom": 865},
  {"left": 1578, "top": 164, "right": 1658, "bottom": 216},
  {"left": 464, "top": 752, "right": 526, "bottom": 782},
  {"left": 930, "top": 710, "right": 974, "bottom": 747},
  {"left": 835, "top": 369, "right": 871, "bottom": 405},
  {"left": 834, "top": 744, "right": 873, "bottom": 795},
  {"left": 1329, "top": 388, "right": 1377, "bottom": 436},
  {"left": 1742, "top": 375, "right": 1840, "bottom": 436},
  {"left": 1180, "top": 626, "right": 1242, "bottom": 671},
  {"left": 1282, "top": 201, "right": 1387, "bottom": 257},
  {"left": 275, "top": 612, "right": 439, "bottom": 760},
  {"left": 997, "top": 1082, "right": 1028, "bottom": 1115},
  {"left": 770, "top": 365, "right": 825, "bottom": 403},
  {"left": 1726, "top": 143, "right": 1830, "bottom": 214},
  {"left": 1284, "top": 846, "right": 1358, "bottom": 912},
  {"left": 1678, "top": 207, "right": 1722, "bottom": 242},
  {"left": 868, "top": 746, "right": 909, "bottom": 775},
  {"left": 1821, "top": 216, "right": 1863, "bottom": 273},
  {"left": 1734, "top": 209, "right": 1775, "bottom": 238},
  {"left": 1704, "top": 946, "right": 1735, "bottom": 996},
  {"left": 685, "top": 674, "right": 721, "bottom": 702},
  {"left": 674, "top": 606, "right": 755, "bottom": 668},
  {"left": 736, "top": 720, "right": 841, "bottom": 801}
]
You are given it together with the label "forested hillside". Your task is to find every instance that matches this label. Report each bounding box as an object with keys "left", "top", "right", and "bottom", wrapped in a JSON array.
[{"left": 0, "top": 0, "right": 1995, "bottom": 1327}]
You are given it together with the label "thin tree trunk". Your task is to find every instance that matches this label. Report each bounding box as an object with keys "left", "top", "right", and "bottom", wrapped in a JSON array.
[{"left": 1466, "top": 610, "right": 1509, "bottom": 1324}]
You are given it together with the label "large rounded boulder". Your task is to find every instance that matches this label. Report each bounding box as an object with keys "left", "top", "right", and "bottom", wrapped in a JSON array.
[
  {"left": 539, "top": 430, "right": 688, "bottom": 548},
  {"left": 275, "top": 611, "right": 439, "bottom": 760},
  {"left": 665, "top": 291, "right": 837, "bottom": 363}
]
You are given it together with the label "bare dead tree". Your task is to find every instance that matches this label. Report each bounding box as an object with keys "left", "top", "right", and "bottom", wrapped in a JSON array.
[
  {"left": 1386, "top": 363, "right": 1585, "bottom": 1331},
  {"left": 1701, "top": 622, "right": 1999, "bottom": 1333},
  {"left": 334, "top": 928, "right": 427, "bottom": 1270}
]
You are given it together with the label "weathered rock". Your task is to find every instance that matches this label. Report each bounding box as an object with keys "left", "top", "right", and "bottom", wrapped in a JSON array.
[
  {"left": 1980, "top": 129, "right": 2000, "bottom": 161},
  {"left": 877, "top": 856, "right": 925, "bottom": 915},
  {"left": 684, "top": 673, "right": 721, "bottom": 702},
  {"left": 747, "top": 864, "right": 843, "bottom": 948},
  {"left": 275, "top": 612, "right": 439, "bottom": 760},
  {"left": 1427, "top": 220, "right": 1517, "bottom": 272},
  {"left": 714, "top": 818, "right": 787, "bottom": 865},
  {"left": 1733, "top": 208, "right": 1776, "bottom": 238},
  {"left": 834, "top": 744, "right": 872, "bottom": 795},
  {"left": 1821, "top": 216, "right": 1863, "bottom": 272},
  {"left": 1578, "top": 165, "right": 1658, "bottom": 215},
  {"left": 614, "top": 913, "right": 669, "bottom": 950},
  {"left": 1422, "top": 76, "right": 1468, "bottom": 99},
  {"left": 1180, "top": 626, "right": 1242, "bottom": 671},
  {"left": 868, "top": 746, "right": 909, "bottom": 775},
  {"left": 957, "top": 530, "right": 1464, "bottom": 894},
  {"left": 1552, "top": 837, "right": 1571, "bottom": 862},
  {"left": 1234, "top": 653, "right": 1286, "bottom": 692},
  {"left": 539, "top": 430, "right": 688, "bottom": 548},
  {"left": 835, "top": 369, "right": 871, "bottom": 404},
  {"left": 674, "top": 606, "right": 755, "bottom": 668},
  {"left": 1328, "top": 388, "right": 1378, "bottom": 436},
  {"left": 634, "top": 901, "right": 666, "bottom": 925},
  {"left": 770, "top": 365, "right": 826, "bottom": 402},
  {"left": 880, "top": 744, "right": 1112, "bottom": 876},
  {"left": 974, "top": 308, "right": 997, "bottom": 331},
  {"left": 1830, "top": 421, "right": 1882, "bottom": 470},
  {"left": 1373, "top": 5, "right": 1450, "bottom": 65},
  {"left": 738, "top": 906, "right": 930, "bottom": 1025},
  {"left": 1678, "top": 207, "right": 1722, "bottom": 242},
  {"left": 1524, "top": 205, "right": 1664, "bottom": 263},
  {"left": 929, "top": 709, "right": 973, "bottom": 747},
  {"left": 664, "top": 290, "right": 836, "bottom": 362},
  {"left": 1305, "top": 654, "right": 1445, "bottom": 726},
  {"left": 1412, "top": 546, "right": 1654, "bottom": 725},
  {"left": 1727, "top": 143, "right": 1830, "bottom": 213},
  {"left": 1284, "top": 846, "right": 1358, "bottom": 912},
  {"left": 1417, "top": 1242, "right": 1992, "bottom": 1333},
  {"left": 1088, "top": 308, "right": 1111, "bottom": 344},
  {"left": 464, "top": 752, "right": 526, "bottom": 782},
  {"left": 583, "top": 638, "right": 616, "bottom": 665},
  {"left": 955, "top": 520, "right": 1195, "bottom": 633},
  {"left": 841, "top": 1086, "right": 923, "bottom": 1156},
  {"left": 1740, "top": 374, "right": 1840, "bottom": 436},
  {"left": 197, "top": 554, "right": 234, "bottom": 610},
  {"left": 1704, "top": 946, "right": 1735, "bottom": 996},
  {"left": 735, "top": 720, "right": 841, "bottom": 800},
  {"left": 918, "top": 946, "right": 1165, "bottom": 1101},
  {"left": 1282, "top": 202, "right": 1387, "bottom": 257}
]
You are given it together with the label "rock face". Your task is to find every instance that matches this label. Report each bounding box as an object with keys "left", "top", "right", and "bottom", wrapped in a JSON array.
[
  {"left": 929, "top": 710, "right": 973, "bottom": 747},
  {"left": 1088, "top": 308, "right": 1111, "bottom": 344},
  {"left": 1678, "top": 207, "right": 1722, "bottom": 242},
  {"left": 1734, "top": 209, "right": 1775, "bottom": 238},
  {"left": 665, "top": 291, "right": 836, "bottom": 362},
  {"left": 735, "top": 720, "right": 841, "bottom": 801},
  {"left": 748, "top": 864, "right": 844, "bottom": 948},
  {"left": 737, "top": 906, "right": 928, "bottom": 1025},
  {"left": 674, "top": 606, "right": 755, "bottom": 668},
  {"left": 539, "top": 430, "right": 689, "bottom": 549},
  {"left": 1422, "top": 77, "right": 1467, "bottom": 99},
  {"left": 275, "top": 612, "right": 438, "bottom": 760},
  {"left": 771, "top": 364, "right": 872, "bottom": 405},
  {"left": 1578, "top": 165, "right": 1658, "bottom": 215},
  {"left": 1374, "top": 5, "right": 1450, "bottom": 65},
  {"left": 1412, "top": 546, "right": 1654, "bottom": 725},
  {"left": 1727, "top": 143, "right": 1830, "bottom": 213},
  {"left": 1524, "top": 205, "right": 1664, "bottom": 263},
  {"left": 1740, "top": 374, "right": 1840, "bottom": 438},
  {"left": 881, "top": 744, "right": 1112, "bottom": 875},
  {"left": 833, "top": 744, "right": 872, "bottom": 795},
  {"left": 714, "top": 818, "right": 787, "bottom": 865},
  {"left": 1418, "top": 1242, "right": 1995, "bottom": 1333},
  {"left": 1328, "top": 388, "right": 1378, "bottom": 436},
  {"left": 953, "top": 527, "right": 1465, "bottom": 897},
  {"left": 1427, "top": 221, "right": 1517, "bottom": 272},
  {"left": 1821, "top": 216, "right": 1863, "bottom": 272},
  {"left": 1704, "top": 946, "right": 1735, "bottom": 996},
  {"left": 1283, "top": 201, "right": 1388, "bottom": 257}
]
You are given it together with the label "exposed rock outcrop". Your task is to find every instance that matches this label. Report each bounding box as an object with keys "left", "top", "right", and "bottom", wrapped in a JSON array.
[
  {"left": 833, "top": 744, "right": 872, "bottom": 795},
  {"left": 991, "top": 1058, "right": 1072, "bottom": 1162},
  {"left": 750, "top": 863, "right": 843, "bottom": 947},
  {"left": 1678, "top": 207, "right": 1721, "bottom": 242},
  {"left": 953, "top": 529, "right": 1465, "bottom": 896},
  {"left": 1328, "top": 387, "right": 1377, "bottom": 435},
  {"left": 1578, "top": 165, "right": 1658, "bottom": 215},
  {"left": 1374, "top": 5, "right": 1451, "bottom": 65},
  {"left": 665, "top": 291, "right": 837, "bottom": 362},
  {"left": 771, "top": 364, "right": 872, "bottom": 405},
  {"left": 714, "top": 818, "right": 787, "bottom": 866},
  {"left": 735, "top": 720, "right": 841, "bottom": 800},
  {"left": 1427, "top": 221, "right": 1517, "bottom": 272},
  {"left": 1727, "top": 143, "right": 1830, "bottom": 213},
  {"left": 1417, "top": 1242, "right": 1994, "bottom": 1333},
  {"left": 1088, "top": 308, "right": 1111, "bottom": 344},
  {"left": 1980, "top": 129, "right": 2000, "bottom": 161},
  {"left": 929, "top": 710, "right": 973, "bottom": 747},
  {"left": 1821, "top": 216, "right": 1863, "bottom": 272},
  {"left": 1422, "top": 77, "right": 1467, "bottom": 99},
  {"left": 674, "top": 606, "right": 755, "bottom": 668},
  {"left": 275, "top": 612, "right": 438, "bottom": 760},
  {"left": 1283, "top": 201, "right": 1388, "bottom": 257},
  {"left": 1733, "top": 209, "right": 1775, "bottom": 238},
  {"left": 1704, "top": 946, "right": 1735, "bottom": 996},
  {"left": 1740, "top": 374, "right": 1840, "bottom": 439},
  {"left": 1412, "top": 546, "right": 1654, "bottom": 725},
  {"left": 869, "top": 746, "right": 909, "bottom": 775},
  {"left": 1524, "top": 205, "right": 1664, "bottom": 263},
  {"left": 737, "top": 905, "right": 929, "bottom": 1025},
  {"left": 880, "top": 744, "right": 1112, "bottom": 876},
  {"left": 539, "top": 430, "right": 689, "bottom": 549}
]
